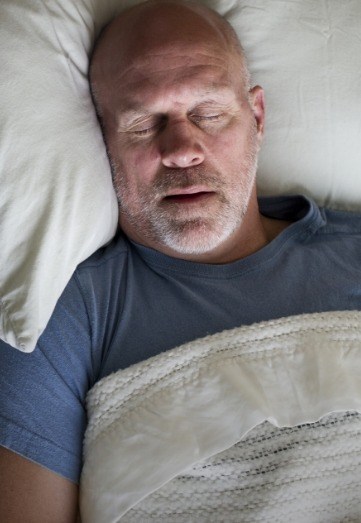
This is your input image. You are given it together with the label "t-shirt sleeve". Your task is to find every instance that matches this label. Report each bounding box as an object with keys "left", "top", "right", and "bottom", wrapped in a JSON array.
[{"left": 0, "top": 275, "right": 94, "bottom": 484}]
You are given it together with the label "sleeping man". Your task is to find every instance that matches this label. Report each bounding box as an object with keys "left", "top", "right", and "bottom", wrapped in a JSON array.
[{"left": 1, "top": 0, "right": 361, "bottom": 521}]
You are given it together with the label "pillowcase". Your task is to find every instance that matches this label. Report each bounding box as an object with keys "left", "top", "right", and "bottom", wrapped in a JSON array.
[
  {"left": 0, "top": 0, "right": 119, "bottom": 352},
  {"left": 1, "top": 0, "right": 361, "bottom": 352},
  {"left": 228, "top": 0, "right": 361, "bottom": 208}
]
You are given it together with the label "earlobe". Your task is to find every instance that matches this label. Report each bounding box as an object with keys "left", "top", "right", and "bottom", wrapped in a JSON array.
[{"left": 249, "top": 85, "right": 265, "bottom": 138}]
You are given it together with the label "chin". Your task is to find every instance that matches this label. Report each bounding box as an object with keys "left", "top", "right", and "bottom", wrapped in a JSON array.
[{"left": 159, "top": 220, "right": 238, "bottom": 256}]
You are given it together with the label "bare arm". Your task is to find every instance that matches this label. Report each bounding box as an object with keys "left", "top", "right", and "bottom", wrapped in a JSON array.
[{"left": 0, "top": 446, "right": 79, "bottom": 523}]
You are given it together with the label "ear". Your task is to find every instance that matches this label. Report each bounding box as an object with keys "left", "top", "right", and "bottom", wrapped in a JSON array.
[{"left": 249, "top": 85, "right": 265, "bottom": 139}]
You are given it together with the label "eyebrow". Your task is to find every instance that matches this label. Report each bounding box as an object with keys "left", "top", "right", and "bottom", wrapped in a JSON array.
[{"left": 117, "top": 108, "right": 151, "bottom": 125}]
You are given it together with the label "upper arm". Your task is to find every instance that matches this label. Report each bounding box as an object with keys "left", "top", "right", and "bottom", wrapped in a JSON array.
[
  {"left": 0, "top": 446, "right": 79, "bottom": 523},
  {"left": 0, "top": 278, "right": 95, "bottom": 502}
]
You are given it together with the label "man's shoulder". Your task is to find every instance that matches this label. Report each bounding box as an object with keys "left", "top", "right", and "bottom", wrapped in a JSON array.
[
  {"left": 59, "top": 232, "right": 131, "bottom": 308},
  {"left": 77, "top": 230, "right": 130, "bottom": 272},
  {"left": 320, "top": 206, "right": 361, "bottom": 236}
]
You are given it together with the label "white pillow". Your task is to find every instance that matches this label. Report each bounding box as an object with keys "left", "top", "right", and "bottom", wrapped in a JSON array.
[
  {"left": 228, "top": 0, "right": 361, "bottom": 208},
  {"left": 1, "top": 0, "right": 361, "bottom": 352},
  {"left": 0, "top": 0, "right": 119, "bottom": 352}
]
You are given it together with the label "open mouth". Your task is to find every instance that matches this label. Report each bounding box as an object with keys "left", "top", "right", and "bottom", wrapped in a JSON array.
[{"left": 163, "top": 189, "right": 214, "bottom": 204}]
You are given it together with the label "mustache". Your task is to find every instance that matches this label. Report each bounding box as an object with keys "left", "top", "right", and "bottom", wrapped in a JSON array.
[{"left": 153, "top": 167, "right": 222, "bottom": 193}]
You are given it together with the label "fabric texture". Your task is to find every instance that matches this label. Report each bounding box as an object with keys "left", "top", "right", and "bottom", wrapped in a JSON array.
[
  {"left": 80, "top": 310, "right": 361, "bottom": 522},
  {"left": 2, "top": 0, "right": 361, "bottom": 352},
  {"left": 1, "top": 196, "right": 361, "bottom": 485},
  {"left": 124, "top": 412, "right": 361, "bottom": 522}
]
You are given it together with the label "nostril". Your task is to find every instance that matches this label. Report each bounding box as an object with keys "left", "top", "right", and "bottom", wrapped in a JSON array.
[
  {"left": 168, "top": 156, "right": 201, "bottom": 168},
  {"left": 162, "top": 149, "right": 204, "bottom": 168}
]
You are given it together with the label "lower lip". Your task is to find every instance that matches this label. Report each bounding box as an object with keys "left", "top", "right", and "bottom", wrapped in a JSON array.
[{"left": 164, "top": 192, "right": 214, "bottom": 204}]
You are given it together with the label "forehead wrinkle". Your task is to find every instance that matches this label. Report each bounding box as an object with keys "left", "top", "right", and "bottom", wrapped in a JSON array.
[
  {"left": 110, "top": 49, "right": 232, "bottom": 86},
  {"left": 109, "top": 63, "right": 236, "bottom": 109}
]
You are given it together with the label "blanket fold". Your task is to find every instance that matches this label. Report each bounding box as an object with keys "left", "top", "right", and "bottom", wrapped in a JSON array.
[{"left": 80, "top": 311, "right": 361, "bottom": 522}]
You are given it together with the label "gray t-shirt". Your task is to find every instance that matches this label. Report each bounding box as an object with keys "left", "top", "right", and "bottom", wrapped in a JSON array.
[{"left": 1, "top": 195, "right": 361, "bottom": 483}]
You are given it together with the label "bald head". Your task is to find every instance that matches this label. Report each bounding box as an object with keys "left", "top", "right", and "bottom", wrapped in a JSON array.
[{"left": 90, "top": 0, "right": 250, "bottom": 116}]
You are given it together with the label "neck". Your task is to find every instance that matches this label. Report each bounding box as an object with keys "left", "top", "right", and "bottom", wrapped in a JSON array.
[{"left": 127, "top": 200, "right": 290, "bottom": 265}]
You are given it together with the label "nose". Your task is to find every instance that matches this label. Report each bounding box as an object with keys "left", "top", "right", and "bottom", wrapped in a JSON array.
[{"left": 159, "top": 120, "right": 205, "bottom": 168}]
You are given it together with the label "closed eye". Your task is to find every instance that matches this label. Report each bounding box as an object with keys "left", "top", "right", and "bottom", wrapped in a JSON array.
[
  {"left": 190, "top": 114, "right": 226, "bottom": 128},
  {"left": 132, "top": 127, "right": 157, "bottom": 136},
  {"left": 191, "top": 114, "right": 223, "bottom": 121},
  {"left": 130, "top": 117, "right": 167, "bottom": 136}
]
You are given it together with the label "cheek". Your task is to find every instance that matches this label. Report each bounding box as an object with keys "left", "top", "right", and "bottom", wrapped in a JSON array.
[
  {"left": 119, "top": 143, "right": 159, "bottom": 179},
  {"left": 114, "top": 144, "right": 161, "bottom": 201},
  {"left": 223, "top": 117, "right": 258, "bottom": 156},
  {"left": 206, "top": 126, "right": 248, "bottom": 166}
]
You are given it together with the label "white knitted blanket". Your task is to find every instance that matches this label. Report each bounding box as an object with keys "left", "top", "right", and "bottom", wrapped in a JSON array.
[{"left": 80, "top": 311, "right": 361, "bottom": 523}]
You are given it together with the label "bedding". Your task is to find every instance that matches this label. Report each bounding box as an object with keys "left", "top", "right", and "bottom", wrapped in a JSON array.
[
  {"left": 1, "top": 0, "right": 361, "bottom": 352},
  {"left": 80, "top": 310, "right": 361, "bottom": 522}
]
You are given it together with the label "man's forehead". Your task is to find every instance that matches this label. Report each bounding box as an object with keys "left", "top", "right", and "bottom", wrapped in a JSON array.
[
  {"left": 115, "top": 51, "right": 234, "bottom": 85},
  {"left": 102, "top": 27, "right": 233, "bottom": 90}
]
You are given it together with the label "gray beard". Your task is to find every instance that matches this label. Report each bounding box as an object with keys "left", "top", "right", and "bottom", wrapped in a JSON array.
[{"left": 113, "top": 126, "right": 259, "bottom": 255}]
